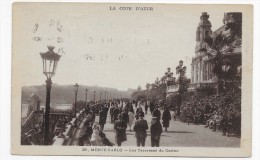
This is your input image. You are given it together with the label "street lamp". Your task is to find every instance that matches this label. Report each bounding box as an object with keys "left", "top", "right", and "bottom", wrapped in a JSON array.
[
  {"left": 105, "top": 91, "right": 107, "bottom": 102},
  {"left": 176, "top": 60, "right": 186, "bottom": 84},
  {"left": 74, "top": 83, "right": 79, "bottom": 127},
  {"left": 40, "top": 46, "right": 61, "bottom": 145},
  {"left": 175, "top": 60, "right": 187, "bottom": 116},
  {"left": 100, "top": 92, "right": 102, "bottom": 102},
  {"left": 85, "top": 88, "right": 88, "bottom": 105},
  {"left": 93, "top": 90, "right": 96, "bottom": 103}
]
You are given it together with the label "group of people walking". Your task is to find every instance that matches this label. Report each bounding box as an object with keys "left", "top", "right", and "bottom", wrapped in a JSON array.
[{"left": 79, "top": 99, "right": 173, "bottom": 147}]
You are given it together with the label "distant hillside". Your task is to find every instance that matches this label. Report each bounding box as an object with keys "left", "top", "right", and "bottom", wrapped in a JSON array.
[{"left": 21, "top": 84, "right": 135, "bottom": 104}]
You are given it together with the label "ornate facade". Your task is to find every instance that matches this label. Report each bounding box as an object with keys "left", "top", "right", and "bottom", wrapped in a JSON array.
[
  {"left": 190, "top": 12, "right": 214, "bottom": 88},
  {"left": 189, "top": 12, "right": 242, "bottom": 92}
]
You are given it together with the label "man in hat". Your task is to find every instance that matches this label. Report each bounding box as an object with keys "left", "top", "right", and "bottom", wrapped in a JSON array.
[
  {"left": 152, "top": 105, "right": 161, "bottom": 121},
  {"left": 145, "top": 99, "right": 150, "bottom": 114},
  {"left": 121, "top": 109, "right": 129, "bottom": 124},
  {"left": 110, "top": 103, "right": 115, "bottom": 123},
  {"left": 133, "top": 112, "right": 148, "bottom": 147},
  {"left": 114, "top": 114, "right": 127, "bottom": 146},
  {"left": 99, "top": 107, "right": 107, "bottom": 131},
  {"left": 135, "top": 104, "right": 144, "bottom": 120},
  {"left": 150, "top": 101, "right": 155, "bottom": 114},
  {"left": 150, "top": 117, "right": 163, "bottom": 147}
]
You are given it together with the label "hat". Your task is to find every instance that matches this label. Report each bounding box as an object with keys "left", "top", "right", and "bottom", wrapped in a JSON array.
[
  {"left": 118, "top": 114, "right": 123, "bottom": 119},
  {"left": 139, "top": 112, "right": 144, "bottom": 117}
]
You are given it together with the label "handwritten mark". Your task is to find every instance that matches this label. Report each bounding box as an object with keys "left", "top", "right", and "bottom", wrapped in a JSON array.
[
  {"left": 48, "top": 19, "right": 63, "bottom": 32},
  {"left": 84, "top": 54, "right": 96, "bottom": 61},
  {"left": 58, "top": 47, "right": 66, "bottom": 54},
  {"left": 56, "top": 20, "right": 62, "bottom": 32},
  {"left": 32, "top": 36, "right": 41, "bottom": 42},
  {"left": 48, "top": 19, "right": 55, "bottom": 27},
  {"left": 33, "top": 23, "right": 39, "bottom": 33},
  {"left": 83, "top": 54, "right": 128, "bottom": 62},
  {"left": 57, "top": 37, "right": 63, "bottom": 43}
]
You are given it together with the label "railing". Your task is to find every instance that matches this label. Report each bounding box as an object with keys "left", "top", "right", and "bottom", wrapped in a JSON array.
[
  {"left": 52, "top": 121, "right": 73, "bottom": 145},
  {"left": 21, "top": 106, "right": 86, "bottom": 145},
  {"left": 52, "top": 108, "right": 85, "bottom": 146},
  {"left": 22, "top": 111, "right": 35, "bottom": 128},
  {"left": 188, "top": 82, "right": 216, "bottom": 90},
  {"left": 166, "top": 84, "right": 180, "bottom": 93},
  {"left": 21, "top": 111, "right": 44, "bottom": 145}
]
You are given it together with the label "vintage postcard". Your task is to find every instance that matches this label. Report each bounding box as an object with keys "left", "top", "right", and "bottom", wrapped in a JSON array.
[{"left": 12, "top": 2, "right": 253, "bottom": 157}]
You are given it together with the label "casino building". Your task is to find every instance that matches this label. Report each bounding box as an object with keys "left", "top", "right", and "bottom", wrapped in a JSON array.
[
  {"left": 165, "top": 12, "right": 242, "bottom": 98},
  {"left": 188, "top": 12, "right": 242, "bottom": 93}
]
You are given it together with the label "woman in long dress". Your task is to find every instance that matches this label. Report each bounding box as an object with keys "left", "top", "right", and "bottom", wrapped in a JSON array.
[
  {"left": 128, "top": 109, "right": 135, "bottom": 131},
  {"left": 90, "top": 123, "right": 103, "bottom": 146},
  {"left": 162, "top": 107, "right": 171, "bottom": 131}
]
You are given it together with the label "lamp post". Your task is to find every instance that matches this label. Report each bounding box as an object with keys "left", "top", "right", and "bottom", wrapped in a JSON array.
[
  {"left": 85, "top": 88, "right": 88, "bottom": 105},
  {"left": 176, "top": 60, "right": 187, "bottom": 116},
  {"left": 105, "top": 91, "right": 107, "bottom": 102},
  {"left": 100, "top": 92, "right": 102, "bottom": 102},
  {"left": 74, "top": 83, "right": 79, "bottom": 127},
  {"left": 40, "top": 46, "right": 61, "bottom": 145},
  {"left": 93, "top": 90, "right": 96, "bottom": 103}
]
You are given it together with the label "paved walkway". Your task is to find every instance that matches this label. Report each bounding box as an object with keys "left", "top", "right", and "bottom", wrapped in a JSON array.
[
  {"left": 70, "top": 105, "right": 240, "bottom": 147},
  {"left": 99, "top": 106, "right": 240, "bottom": 147}
]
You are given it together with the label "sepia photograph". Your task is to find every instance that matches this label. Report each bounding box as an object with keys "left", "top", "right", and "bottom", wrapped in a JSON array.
[{"left": 11, "top": 2, "right": 253, "bottom": 157}]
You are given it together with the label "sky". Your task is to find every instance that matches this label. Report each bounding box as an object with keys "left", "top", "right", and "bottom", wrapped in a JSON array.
[{"left": 13, "top": 3, "right": 229, "bottom": 91}]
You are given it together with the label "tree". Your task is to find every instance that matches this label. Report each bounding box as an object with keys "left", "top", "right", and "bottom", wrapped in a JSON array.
[
  {"left": 137, "top": 85, "right": 142, "bottom": 92},
  {"left": 131, "top": 90, "right": 146, "bottom": 102},
  {"left": 204, "top": 17, "right": 242, "bottom": 93},
  {"left": 132, "top": 83, "right": 166, "bottom": 104},
  {"left": 145, "top": 83, "right": 150, "bottom": 91}
]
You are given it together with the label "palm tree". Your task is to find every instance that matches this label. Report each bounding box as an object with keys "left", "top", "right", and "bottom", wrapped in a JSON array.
[{"left": 204, "top": 31, "right": 240, "bottom": 93}]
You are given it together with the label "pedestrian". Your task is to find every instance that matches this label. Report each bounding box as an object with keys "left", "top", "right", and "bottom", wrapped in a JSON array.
[
  {"left": 104, "top": 104, "right": 109, "bottom": 118},
  {"left": 162, "top": 107, "right": 171, "bottom": 131},
  {"left": 90, "top": 108, "right": 96, "bottom": 124},
  {"left": 84, "top": 105, "right": 90, "bottom": 115},
  {"left": 152, "top": 106, "right": 161, "bottom": 121},
  {"left": 172, "top": 109, "right": 177, "bottom": 121},
  {"left": 145, "top": 102, "right": 148, "bottom": 114},
  {"left": 134, "top": 100, "right": 138, "bottom": 108},
  {"left": 133, "top": 112, "right": 148, "bottom": 147},
  {"left": 128, "top": 108, "right": 135, "bottom": 131},
  {"left": 129, "top": 102, "right": 134, "bottom": 111},
  {"left": 114, "top": 114, "right": 127, "bottom": 146},
  {"left": 99, "top": 107, "right": 107, "bottom": 130},
  {"left": 121, "top": 109, "right": 129, "bottom": 124},
  {"left": 84, "top": 120, "right": 93, "bottom": 146},
  {"left": 113, "top": 106, "right": 120, "bottom": 122},
  {"left": 110, "top": 103, "right": 115, "bottom": 123},
  {"left": 90, "top": 124, "right": 103, "bottom": 146},
  {"left": 135, "top": 105, "right": 144, "bottom": 120},
  {"left": 150, "top": 117, "right": 163, "bottom": 147},
  {"left": 147, "top": 99, "right": 151, "bottom": 114},
  {"left": 150, "top": 101, "right": 155, "bottom": 114}
]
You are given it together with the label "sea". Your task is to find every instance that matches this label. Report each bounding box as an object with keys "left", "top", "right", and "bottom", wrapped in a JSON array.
[{"left": 21, "top": 104, "right": 72, "bottom": 118}]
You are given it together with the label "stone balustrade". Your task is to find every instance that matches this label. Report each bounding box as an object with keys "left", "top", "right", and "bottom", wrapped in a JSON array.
[{"left": 52, "top": 108, "right": 85, "bottom": 146}]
